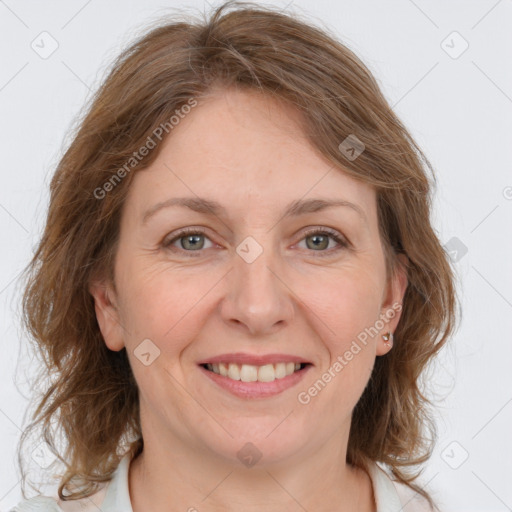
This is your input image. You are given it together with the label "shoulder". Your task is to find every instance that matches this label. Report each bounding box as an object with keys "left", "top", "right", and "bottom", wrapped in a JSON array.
[
  {"left": 11, "top": 453, "right": 129, "bottom": 512},
  {"left": 392, "top": 480, "right": 436, "bottom": 512},
  {"left": 367, "top": 462, "right": 436, "bottom": 512},
  {"left": 9, "top": 496, "right": 62, "bottom": 512},
  {"left": 10, "top": 484, "right": 108, "bottom": 512}
]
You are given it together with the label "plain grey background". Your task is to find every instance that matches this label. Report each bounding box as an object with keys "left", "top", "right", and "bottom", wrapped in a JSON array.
[{"left": 1, "top": 1, "right": 511, "bottom": 511}]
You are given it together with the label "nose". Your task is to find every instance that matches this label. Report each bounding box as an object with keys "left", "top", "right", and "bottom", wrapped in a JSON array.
[{"left": 220, "top": 237, "right": 295, "bottom": 337}]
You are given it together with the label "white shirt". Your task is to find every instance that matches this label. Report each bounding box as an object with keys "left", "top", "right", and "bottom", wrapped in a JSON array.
[{"left": 11, "top": 454, "right": 433, "bottom": 511}]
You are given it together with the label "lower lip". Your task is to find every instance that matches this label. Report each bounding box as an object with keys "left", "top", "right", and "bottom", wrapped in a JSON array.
[{"left": 198, "top": 364, "right": 312, "bottom": 399}]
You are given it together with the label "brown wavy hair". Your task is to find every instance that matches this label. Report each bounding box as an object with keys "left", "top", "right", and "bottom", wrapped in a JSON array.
[{"left": 17, "top": 1, "right": 458, "bottom": 508}]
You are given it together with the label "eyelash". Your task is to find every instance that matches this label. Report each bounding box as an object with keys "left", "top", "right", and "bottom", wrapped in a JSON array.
[{"left": 162, "top": 227, "right": 349, "bottom": 258}]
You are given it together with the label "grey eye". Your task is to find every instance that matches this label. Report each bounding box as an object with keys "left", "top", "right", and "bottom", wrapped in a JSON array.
[
  {"left": 305, "top": 233, "right": 331, "bottom": 251},
  {"left": 180, "top": 234, "right": 206, "bottom": 250},
  {"left": 164, "top": 230, "right": 214, "bottom": 252}
]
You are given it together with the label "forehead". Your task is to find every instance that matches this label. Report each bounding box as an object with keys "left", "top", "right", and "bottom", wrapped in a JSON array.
[{"left": 125, "top": 88, "right": 377, "bottom": 223}]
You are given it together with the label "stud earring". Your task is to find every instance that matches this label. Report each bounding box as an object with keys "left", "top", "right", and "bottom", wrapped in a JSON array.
[{"left": 382, "top": 332, "right": 394, "bottom": 347}]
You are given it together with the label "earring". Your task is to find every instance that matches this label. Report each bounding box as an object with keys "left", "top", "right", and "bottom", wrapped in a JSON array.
[{"left": 382, "top": 332, "right": 394, "bottom": 347}]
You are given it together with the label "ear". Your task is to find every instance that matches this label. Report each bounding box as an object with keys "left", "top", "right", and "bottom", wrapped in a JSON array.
[
  {"left": 376, "top": 253, "right": 408, "bottom": 356},
  {"left": 89, "top": 280, "right": 125, "bottom": 352}
]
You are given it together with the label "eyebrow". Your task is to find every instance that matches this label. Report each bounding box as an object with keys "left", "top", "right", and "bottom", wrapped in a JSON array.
[{"left": 142, "top": 197, "right": 367, "bottom": 225}]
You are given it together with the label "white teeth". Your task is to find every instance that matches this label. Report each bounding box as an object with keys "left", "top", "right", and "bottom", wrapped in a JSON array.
[
  {"left": 205, "top": 361, "right": 305, "bottom": 382},
  {"left": 240, "top": 364, "right": 258, "bottom": 382},
  {"left": 275, "top": 362, "right": 286, "bottom": 379},
  {"left": 219, "top": 362, "right": 228, "bottom": 377},
  {"left": 258, "top": 364, "right": 276, "bottom": 382},
  {"left": 227, "top": 363, "right": 241, "bottom": 380}
]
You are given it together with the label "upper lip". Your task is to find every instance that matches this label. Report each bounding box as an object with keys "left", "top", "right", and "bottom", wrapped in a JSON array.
[{"left": 197, "top": 352, "right": 312, "bottom": 366}]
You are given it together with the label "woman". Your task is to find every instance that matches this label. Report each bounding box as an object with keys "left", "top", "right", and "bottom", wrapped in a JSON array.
[{"left": 13, "top": 1, "right": 457, "bottom": 511}]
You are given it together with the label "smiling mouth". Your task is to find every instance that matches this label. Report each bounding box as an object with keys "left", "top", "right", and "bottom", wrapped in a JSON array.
[{"left": 200, "top": 362, "right": 311, "bottom": 383}]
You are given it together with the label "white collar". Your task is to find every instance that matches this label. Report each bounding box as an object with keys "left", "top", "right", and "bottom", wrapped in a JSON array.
[
  {"left": 99, "top": 454, "right": 405, "bottom": 512},
  {"left": 99, "top": 454, "right": 134, "bottom": 512},
  {"left": 47, "top": 453, "right": 406, "bottom": 512}
]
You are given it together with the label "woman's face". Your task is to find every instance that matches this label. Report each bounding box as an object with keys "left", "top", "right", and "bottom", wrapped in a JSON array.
[{"left": 91, "top": 88, "right": 407, "bottom": 467}]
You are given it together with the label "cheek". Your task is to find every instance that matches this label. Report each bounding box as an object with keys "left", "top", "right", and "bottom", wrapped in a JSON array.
[
  {"left": 119, "top": 266, "right": 206, "bottom": 411},
  {"left": 117, "top": 260, "right": 215, "bottom": 353},
  {"left": 304, "top": 265, "right": 384, "bottom": 359},
  {"left": 298, "top": 272, "right": 381, "bottom": 417}
]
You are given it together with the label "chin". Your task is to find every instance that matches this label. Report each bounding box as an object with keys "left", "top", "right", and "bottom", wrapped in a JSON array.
[{"left": 197, "top": 419, "right": 310, "bottom": 468}]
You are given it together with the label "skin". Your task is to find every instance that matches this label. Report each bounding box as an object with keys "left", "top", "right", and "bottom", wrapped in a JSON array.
[{"left": 90, "top": 87, "right": 408, "bottom": 512}]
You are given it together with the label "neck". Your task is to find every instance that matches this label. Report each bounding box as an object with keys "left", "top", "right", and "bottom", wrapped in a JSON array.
[{"left": 128, "top": 426, "right": 376, "bottom": 512}]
